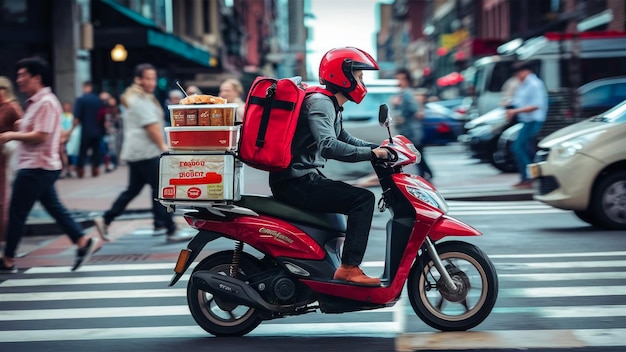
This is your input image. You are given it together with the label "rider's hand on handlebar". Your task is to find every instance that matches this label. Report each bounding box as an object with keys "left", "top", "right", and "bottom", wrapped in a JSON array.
[{"left": 371, "top": 147, "right": 390, "bottom": 160}]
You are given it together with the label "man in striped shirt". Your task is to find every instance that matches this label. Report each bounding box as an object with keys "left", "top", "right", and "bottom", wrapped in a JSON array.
[{"left": 0, "top": 57, "right": 98, "bottom": 274}]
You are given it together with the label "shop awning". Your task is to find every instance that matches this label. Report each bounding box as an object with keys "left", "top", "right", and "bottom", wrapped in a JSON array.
[{"left": 95, "top": 0, "right": 212, "bottom": 68}]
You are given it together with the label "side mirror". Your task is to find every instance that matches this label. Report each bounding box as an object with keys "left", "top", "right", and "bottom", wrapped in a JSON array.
[
  {"left": 378, "top": 104, "right": 393, "bottom": 144},
  {"left": 378, "top": 104, "right": 389, "bottom": 126}
]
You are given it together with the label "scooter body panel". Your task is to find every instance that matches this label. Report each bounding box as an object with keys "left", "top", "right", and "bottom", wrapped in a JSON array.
[{"left": 186, "top": 215, "right": 326, "bottom": 260}]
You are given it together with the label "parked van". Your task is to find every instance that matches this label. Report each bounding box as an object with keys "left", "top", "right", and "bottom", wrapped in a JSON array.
[{"left": 469, "top": 32, "right": 626, "bottom": 116}]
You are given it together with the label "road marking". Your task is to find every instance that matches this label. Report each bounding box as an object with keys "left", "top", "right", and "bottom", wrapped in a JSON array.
[
  {"left": 0, "top": 274, "right": 190, "bottom": 287},
  {"left": 0, "top": 289, "right": 187, "bottom": 302},
  {"left": 497, "top": 260, "right": 626, "bottom": 269},
  {"left": 500, "top": 271, "right": 626, "bottom": 281},
  {"left": 0, "top": 304, "right": 397, "bottom": 321},
  {"left": 490, "top": 251, "right": 626, "bottom": 259},
  {"left": 24, "top": 263, "right": 176, "bottom": 273},
  {"left": 0, "top": 322, "right": 401, "bottom": 342},
  {"left": 501, "top": 285, "right": 626, "bottom": 298},
  {"left": 451, "top": 209, "right": 565, "bottom": 215},
  {"left": 396, "top": 328, "right": 626, "bottom": 351},
  {"left": 364, "top": 257, "right": 626, "bottom": 268}
]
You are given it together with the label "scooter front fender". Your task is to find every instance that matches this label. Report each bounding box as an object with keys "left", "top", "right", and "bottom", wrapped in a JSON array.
[
  {"left": 427, "top": 215, "right": 482, "bottom": 242},
  {"left": 169, "top": 230, "right": 222, "bottom": 286}
]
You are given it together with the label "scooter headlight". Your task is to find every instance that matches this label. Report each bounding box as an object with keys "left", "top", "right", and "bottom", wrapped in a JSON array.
[{"left": 405, "top": 186, "right": 449, "bottom": 214}]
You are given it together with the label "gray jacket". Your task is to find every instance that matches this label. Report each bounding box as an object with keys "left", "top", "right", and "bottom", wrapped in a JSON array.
[{"left": 269, "top": 93, "right": 377, "bottom": 185}]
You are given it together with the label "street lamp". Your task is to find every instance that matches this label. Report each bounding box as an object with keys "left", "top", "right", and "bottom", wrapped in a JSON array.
[{"left": 111, "top": 44, "right": 128, "bottom": 62}]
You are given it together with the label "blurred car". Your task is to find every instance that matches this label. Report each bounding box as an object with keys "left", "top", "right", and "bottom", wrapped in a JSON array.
[
  {"left": 425, "top": 97, "right": 473, "bottom": 121},
  {"left": 526, "top": 100, "right": 626, "bottom": 230},
  {"left": 457, "top": 107, "right": 516, "bottom": 165},
  {"left": 340, "top": 86, "right": 465, "bottom": 145},
  {"left": 464, "top": 76, "right": 626, "bottom": 172}
]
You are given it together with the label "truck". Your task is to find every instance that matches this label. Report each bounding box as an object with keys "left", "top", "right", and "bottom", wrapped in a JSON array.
[{"left": 468, "top": 31, "right": 626, "bottom": 117}]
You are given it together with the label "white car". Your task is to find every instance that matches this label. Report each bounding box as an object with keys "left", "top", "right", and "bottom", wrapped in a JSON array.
[{"left": 527, "top": 100, "right": 626, "bottom": 230}]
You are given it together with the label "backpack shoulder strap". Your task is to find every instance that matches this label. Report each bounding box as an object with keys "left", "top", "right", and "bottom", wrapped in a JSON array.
[
  {"left": 304, "top": 86, "right": 333, "bottom": 97},
  {"left": 304, "top": 87, "right": 341, "bottom": 113}
]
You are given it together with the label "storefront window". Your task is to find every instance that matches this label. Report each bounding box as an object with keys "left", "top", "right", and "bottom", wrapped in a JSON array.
[{"left": 115, "top": 0, "right": 167, "bottom": 29}]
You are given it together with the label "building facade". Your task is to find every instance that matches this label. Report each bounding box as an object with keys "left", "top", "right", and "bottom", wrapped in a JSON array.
[{"left": 0, "top": 0, "right": 307, "bottom": 103}]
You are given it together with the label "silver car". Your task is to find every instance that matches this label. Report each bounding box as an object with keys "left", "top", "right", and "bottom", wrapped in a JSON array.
[{"left": 527, "top": 100, "right": 626, "bottom": 230}]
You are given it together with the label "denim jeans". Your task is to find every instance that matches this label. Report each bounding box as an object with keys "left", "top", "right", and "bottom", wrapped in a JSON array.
[
  {"left": 270, "top": 172, "right": 376, "bottom": 266},
  {"left": 102, "top": 157, "right": 175, "bottom": 233},
  {"left": 512, "top": 121, "right": 543, "bottom": 181},
  {"left": 4, "top": 169, "right": 84, "bottom": 258}
]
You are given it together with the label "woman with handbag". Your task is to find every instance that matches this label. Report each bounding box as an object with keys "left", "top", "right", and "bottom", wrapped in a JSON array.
[{"left": 0, "top": 76, "right": 23, "bottom": 243}]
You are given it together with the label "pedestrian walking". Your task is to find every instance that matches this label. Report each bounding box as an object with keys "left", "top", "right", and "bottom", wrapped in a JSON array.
[
  {"left": 74, "top": 81, "right": 105, "bottom": 178},
  {"left": 59, "top": 101, "right": 76, "bottom": 178},
  {"left": 393, "top": 68, "right": 432, "bottom": 180},
  {"left": 0, "top": 57, "right": 98, "bottom": 273},
  {"left": 98, "top": 93, "right": 121, "bottom": 172},
  {"left": 0, "top": 76, "right": 23, "bottom": 243},
  {"left": 413, "top": 91, "right": 433, "bottom": 180},
  {"left": 218, "top": 78, "right": 245, "bottom": 123},
  {"left": 94, "top": 63, "right": 193, "bottom": 243},
  {"left": 164, "top": 89, "right": 184, "bottom": 127},
  {"left": 505, "top": 60, "right": 547, "bottom": 189}
]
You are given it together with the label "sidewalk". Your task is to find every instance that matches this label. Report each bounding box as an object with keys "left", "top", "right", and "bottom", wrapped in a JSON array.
[{"left": 7, "top": 143, "right": 533, "bottom": 267}]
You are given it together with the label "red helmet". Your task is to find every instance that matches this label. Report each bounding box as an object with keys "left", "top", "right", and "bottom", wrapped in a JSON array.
[{"left": 319, "top": 47, "right": 379, "bottom": 104}]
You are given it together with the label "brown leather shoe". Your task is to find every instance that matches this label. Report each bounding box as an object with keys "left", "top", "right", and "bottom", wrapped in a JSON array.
[{"left": 333, "top": 264, "right": 380, "bottom": 286}]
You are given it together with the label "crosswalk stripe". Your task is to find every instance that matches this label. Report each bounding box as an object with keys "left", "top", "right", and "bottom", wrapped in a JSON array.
[
  {"left": 500, "top": 272, "right": 626, "bottom": 281},
  {"left": 492, "top": 305, "right": 626, "bottom": 317},
  {"left": 0, "top": 322, "right": 402, "bottom": 342},
  {"left": 0, "top": 274, "right": 189, "bottom": 287},
  {"left": 497, "top": 260, "right": 626, "bottom": 269},
  {"left": 25, "top": 263, "right": 176, "bottom": 273},
  {"left": 490, "top": 251, "right": 626, "bottom": 258},
  {"left": 0, "top": 289, "right": 186, "bottom": 302},
  {"left": 0, "top": 304, "right": 397, "bottom": 321},
  {"left": 363, "top": 259, "right": 626, "bottom": 269},
  {"left": 501, "top": 285, "right": 626, "bottom": 298},
  {"left": 3, "top": 284, "right": 626, "bottom": 302},
  {"left": 5, "top": 259, "right": 625, "bottom": 289},
  {"left": 450, "top": 209, "right": 565, "bottom": 215}
]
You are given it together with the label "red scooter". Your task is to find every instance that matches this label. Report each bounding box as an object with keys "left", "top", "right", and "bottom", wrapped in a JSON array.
[{"left": 167, "top": 105, "right": 498, "bottom": 337}]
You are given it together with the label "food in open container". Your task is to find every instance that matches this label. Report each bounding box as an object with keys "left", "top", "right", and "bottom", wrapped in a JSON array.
[
  {"left": 168, "top": 103, "right": 238, "bottom": 127},
  {"left": 165, "top": 126, "right": 239, "bottom": 151}
]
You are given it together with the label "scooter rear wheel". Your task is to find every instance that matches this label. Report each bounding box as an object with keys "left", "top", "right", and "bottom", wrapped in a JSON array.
[
  {"left": 407, "top": 240, "right": 498, "bottom": 331},
  {"left": 187, "top": 250, "right": 264, "bottom": 337}
]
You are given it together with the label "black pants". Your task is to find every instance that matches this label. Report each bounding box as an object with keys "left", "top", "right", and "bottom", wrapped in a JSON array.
[
  {"left": 102, "top": 157, "right": 175, "bottom": 233},
  {"left": 270, "top": 172, "right": 375, "bottom": 266},
  {"left": 4, "top": 169, "right": 84, "bottom": 258},
  {"left": 77, "top": 136, "right": 103, "bottom": 168}
]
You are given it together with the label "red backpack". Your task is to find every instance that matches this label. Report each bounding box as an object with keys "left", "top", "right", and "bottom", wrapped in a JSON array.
[{"left": 238, "top": 76, "right": 333, "bottom": 172}]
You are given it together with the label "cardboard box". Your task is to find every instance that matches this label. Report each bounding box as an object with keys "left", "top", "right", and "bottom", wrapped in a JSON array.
[
  {"left": 165, "top": 126, "right": 239, "bottom": 151},
  {"left": 168, "top": 104, "right": 238, "bottom": 126},
  {"left": 159, "top": 153, "right": 241, "bottom": 201}
]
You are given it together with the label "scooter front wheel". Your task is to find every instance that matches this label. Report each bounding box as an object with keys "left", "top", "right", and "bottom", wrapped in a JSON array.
[
  {"left": 407, "top": 240, "right": 498, "bottom": 331},
  {"left": 187, "top": 250, "right": 264, "bottom": 337}
]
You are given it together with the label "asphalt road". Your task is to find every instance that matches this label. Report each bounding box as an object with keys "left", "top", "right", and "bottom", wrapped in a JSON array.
[{"left": 2, "top": 202, "right": 625, "bottom": 351}]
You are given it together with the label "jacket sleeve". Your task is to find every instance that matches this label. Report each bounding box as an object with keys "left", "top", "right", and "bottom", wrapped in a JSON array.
[{"left": 307, "top": 97, "right": 373, "bottom": 162}]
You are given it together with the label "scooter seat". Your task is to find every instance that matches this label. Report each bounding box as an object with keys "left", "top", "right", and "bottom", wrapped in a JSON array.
[{"left": 235, "top": 195, "right": 347, "bottom": 233}]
